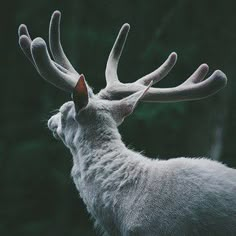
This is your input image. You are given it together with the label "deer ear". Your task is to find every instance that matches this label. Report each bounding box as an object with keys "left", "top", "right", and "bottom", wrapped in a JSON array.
[
  {"left": 72, "top": 74, "right": 89, "bottom": 112},
  {"left": 111, "top": 81, "right": 153, "bottom": 123}
]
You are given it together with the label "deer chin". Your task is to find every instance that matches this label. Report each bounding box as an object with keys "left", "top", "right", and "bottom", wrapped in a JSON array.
[{"left": 52, "top": 130, "right": 61, "bottom": 140}]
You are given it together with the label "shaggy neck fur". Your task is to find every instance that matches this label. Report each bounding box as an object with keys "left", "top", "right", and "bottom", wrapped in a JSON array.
[{"left": 69, "top": 119, "right": 149, "bottom": 234}]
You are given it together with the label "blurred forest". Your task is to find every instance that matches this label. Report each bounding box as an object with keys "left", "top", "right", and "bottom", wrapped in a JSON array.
[{"left": 1, "top": 0, "right": 236, "bottom": 235}]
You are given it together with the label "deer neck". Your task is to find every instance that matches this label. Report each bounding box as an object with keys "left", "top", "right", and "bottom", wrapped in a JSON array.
[
  {"left": 70, "top": 120, "right": 146, "bottom": 217},
  {"left": 71, "top": 121, "right": 126, "bottom": 172}
]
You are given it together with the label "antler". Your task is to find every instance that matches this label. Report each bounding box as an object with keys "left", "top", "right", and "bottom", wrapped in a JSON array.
[
  {"left": 18, "top": 11, "right": 227, "bottom": 102},
  {"left": 99, "top": 24, "right": 227, "bottom": 102},
  {"left": 18, "top": 11, "right": 79, "bottom": 92}
]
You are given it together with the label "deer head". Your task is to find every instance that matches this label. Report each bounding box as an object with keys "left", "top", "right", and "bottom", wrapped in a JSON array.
[{"left": 18, "top": 11, "right": 227, "bottom": 147}]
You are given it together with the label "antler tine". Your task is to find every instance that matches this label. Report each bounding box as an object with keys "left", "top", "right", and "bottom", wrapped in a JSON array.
[
  {"left": 30, "top": 37, "right": 77, "bottom": 92},
  {"left": 18, "top": 24, "right": 70, "bottom": 75},
  {"left": 140, "top": 64, "right": 227, "bottom": 102},
  {"left": 49, "top": 10, "right": 79, "bottom": 75},
  {"left": 175, "top": 65, "right": 226, "bottom": 100},
  {"left": 18, "top": 24, "right": 36, "bottom": 67},
  {"left": 181, "top": 64, "right": 209, "bottom": 84},
  {"left": 105, "top": 23, "right": 130, "bottom": 85},
  {"left": 136, "top": 52, "right": 177, "bottom": 86},
  {"left": 18, "top": 12, "right": 79, "bottom": 92}
]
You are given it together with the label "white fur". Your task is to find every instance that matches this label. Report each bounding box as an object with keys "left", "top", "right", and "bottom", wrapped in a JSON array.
[{"left": 48, "top": 98, "right": 236, "bottom": 236}]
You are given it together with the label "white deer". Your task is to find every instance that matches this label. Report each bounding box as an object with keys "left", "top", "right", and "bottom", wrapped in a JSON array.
[{"left": 18, "top": 11, "right": 236, "bottom": 236}]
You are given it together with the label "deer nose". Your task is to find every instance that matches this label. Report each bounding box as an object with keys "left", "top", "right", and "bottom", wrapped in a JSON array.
[{"left": 48, "top": 113, "right": 60, "bottom": 131}]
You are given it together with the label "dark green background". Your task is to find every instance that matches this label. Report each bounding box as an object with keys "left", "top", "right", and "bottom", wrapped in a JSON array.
[{"left": 1, "top": 0, "right": 236, "bottom": 235}]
